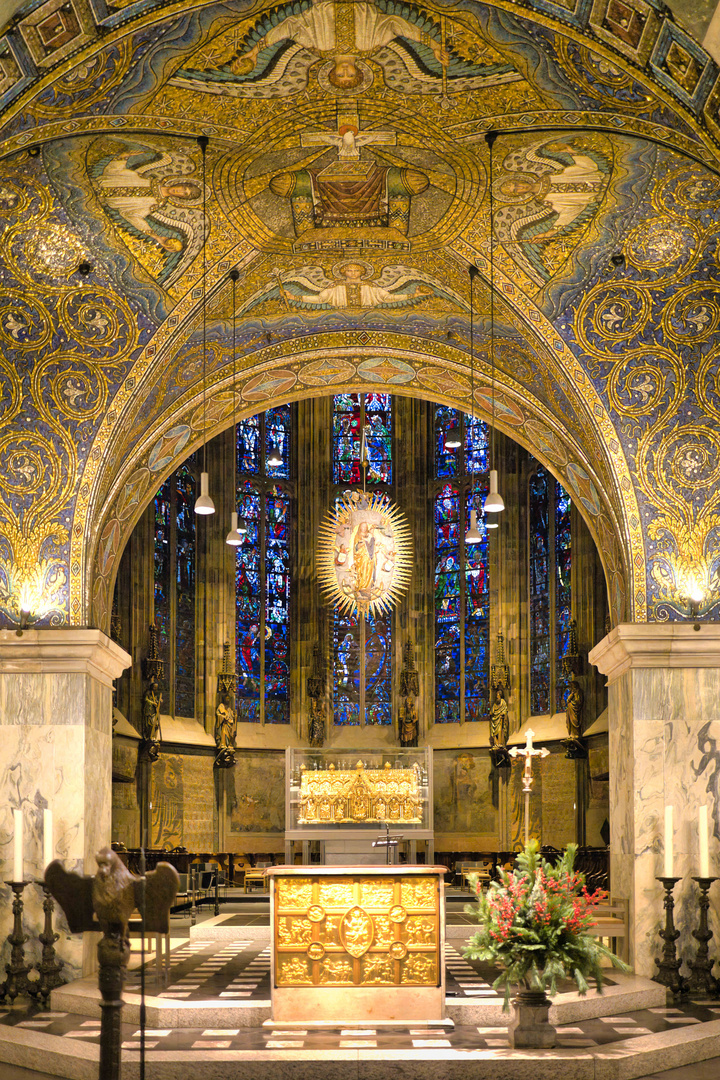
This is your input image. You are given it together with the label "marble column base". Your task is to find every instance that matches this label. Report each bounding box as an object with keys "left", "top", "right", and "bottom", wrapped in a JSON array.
[
  {"left": 0, "top": 630, "right": 130, "bottom": 979},
  {"left": 590, "top": 624, "right": 720, "bottom": 978}
]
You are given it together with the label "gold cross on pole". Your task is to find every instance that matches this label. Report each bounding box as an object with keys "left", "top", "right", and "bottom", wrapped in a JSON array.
[{"left": 508, "top": 727, "right": 549, "bottom": 846}]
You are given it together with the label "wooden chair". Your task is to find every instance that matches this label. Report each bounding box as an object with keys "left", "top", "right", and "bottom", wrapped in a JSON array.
[{"left": 589, "top": 897, "right": 629, "bottom": 963}]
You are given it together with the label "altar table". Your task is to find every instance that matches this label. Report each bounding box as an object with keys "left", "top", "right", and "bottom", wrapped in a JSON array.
[{"left": 266, "top": 865, "right": 447, "bottom": 1023}]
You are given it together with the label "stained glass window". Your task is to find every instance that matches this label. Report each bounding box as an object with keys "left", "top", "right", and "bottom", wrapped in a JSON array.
[
  {"left": 332, "top": 393, "right": 392, "bottom": 725},
  {"left": 333, "top": 392, "right": 391, "bottom": 485},
  {"left": 152, "top": 460, "right": 196, "bottom": 716},
  {"left": 529, "top": 469, "right": 550, "bottom": 715},
  {"left": 433, "top": 407, "right": 490, "bottom": 723},
  {"left": 555, "top": 480, "right": 572, "bottom": 713},
  {"left": 235, "top": 409, "right": 293, "bottom": 724},
  {"left": 529, "top": 467, "right": 572, "bottom": 715}
]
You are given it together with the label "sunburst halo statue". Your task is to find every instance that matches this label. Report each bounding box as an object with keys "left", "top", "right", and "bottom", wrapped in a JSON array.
[{"left": 317, "top": 491, "right": 413, "bottom": 617}]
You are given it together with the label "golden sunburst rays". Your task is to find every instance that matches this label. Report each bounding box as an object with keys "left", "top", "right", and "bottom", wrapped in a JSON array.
[{"left": 317, "top": 491, "right": 414, "bottom": 617}]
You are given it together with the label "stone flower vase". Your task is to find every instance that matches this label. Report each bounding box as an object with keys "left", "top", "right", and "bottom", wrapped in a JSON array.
[{"left": 507, "top": 988, "right": 557, "bottom": 1048}]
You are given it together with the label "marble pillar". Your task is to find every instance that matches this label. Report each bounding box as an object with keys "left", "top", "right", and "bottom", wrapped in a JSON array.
[
  {"left": 0, "top": 629, "right": 131, "bottom": 979},
  {"left": 589, "top": 623, "right": 720, "bottom": 977}
]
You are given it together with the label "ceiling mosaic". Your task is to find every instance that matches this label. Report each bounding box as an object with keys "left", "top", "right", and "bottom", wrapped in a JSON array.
[{"left": 1, "top": 0, "right": 720, "bottom": 629}]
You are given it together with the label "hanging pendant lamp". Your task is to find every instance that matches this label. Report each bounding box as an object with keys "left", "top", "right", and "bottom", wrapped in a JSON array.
[
  {"left": 267, "top": 443, "right": 283, "bottom": 469},
  {"left": 483, "top": 130, "right": 505, "bottom": 518},
  {"left": 465, "top": 264, "right": 481, "bottom": 546},
  {"left": 226, "top": 267, "right": 244, "bottom": 544},
  {"left": 194, "top": 134, "right": 215, "bottom": 516},
  {"left": 444, "top": 427, "right": 462, "bottom": 450}
]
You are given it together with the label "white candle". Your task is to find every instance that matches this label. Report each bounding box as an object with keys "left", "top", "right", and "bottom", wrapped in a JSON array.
[
  {"left": 43, "top": 809, "right": 53, "bottom": 871},
  {"left": 699, "top": 804, "right": 709, "bottom": 878},
  {"left": 13, "top": 809, "right": 23, "bottom": 883},
  {"left": 664, "top": 805, "right": 674, "bottom": 878}
]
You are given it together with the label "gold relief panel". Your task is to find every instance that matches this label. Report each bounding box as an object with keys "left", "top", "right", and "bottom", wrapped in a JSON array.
[
  {"left": 361, "top": 955, "right": 396, "bottom": 984},
  {"left": 273, "top": 874, "right": 440, "bottom": 988},
  {"left": 360, "top": 880, "right": 395, "bottom": 908},
  {"left": 278, "top": 955, "right": 313, "bottom": 985},
  {"left": 318, "top": 957, "right": 354, "bottom": 985},
  {"left": 277, "top": 917, "right": 312, "bottom": 947},
  {"left": 400, "top": 879, "right": 436, "bottom": 909},
  {"left": 318, "top": 881, "right": 355, "bottom": 908},
  {"left": 276, "top": 878, "right": 313, "bottom": 909}
]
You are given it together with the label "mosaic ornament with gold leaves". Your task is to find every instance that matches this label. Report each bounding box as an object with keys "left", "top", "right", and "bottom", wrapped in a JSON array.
[{"left": 317, "top": 490, "right": 413, "bottom": 616}]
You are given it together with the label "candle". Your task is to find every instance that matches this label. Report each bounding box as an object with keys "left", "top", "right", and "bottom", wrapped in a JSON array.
[
  {"left": 699, "top": 804, "right": 709, "bottom": 878},
  {"left": 43, "top": 808, "right": 53, "bottom": 871},
  {"left": 664, "top": 805, "right": 674, "bottom": 878},
  {"left": 13, "top": 809, "right": 23, "bottom": 883}
]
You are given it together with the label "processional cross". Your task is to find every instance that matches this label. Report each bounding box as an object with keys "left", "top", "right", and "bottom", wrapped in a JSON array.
[{"left": 508, "top": 727, "right": 549, "bottom": 846}]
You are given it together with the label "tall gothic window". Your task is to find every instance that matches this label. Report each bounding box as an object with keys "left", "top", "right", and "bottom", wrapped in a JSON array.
[
  {"left": 529, "top": 466, "right": 572, "bottom": 715},
  {"left": 333, "top": 393, "right": 392, "bottom": 726},
  {"left": 153, "top": 459, "right": 196, "bottom": 717},
  {"left": 235, "top": 406, "right": 292, "bottom": 724},
  {"left": 433, "top": 407, "right": 489, "bottom": 723}
]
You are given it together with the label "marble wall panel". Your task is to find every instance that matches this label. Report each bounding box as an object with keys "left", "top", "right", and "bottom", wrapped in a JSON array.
[
  {"left": 610, "top": 667, "right": 720, "bottom": 976},
  {"left": 587, "top": 742, "right": 609, "bottom": 846},
  {"left": 0, "top": 671, "right": 115, "bottom": 980}
]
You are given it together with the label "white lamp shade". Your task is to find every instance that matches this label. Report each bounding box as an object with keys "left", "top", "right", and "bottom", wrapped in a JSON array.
[
  {"left": 465, "top": 508, "right": 482, "bottom": 545},
  {"left": 485, "top": 512, "right": 499, "bottom": 529},
  {"left": 483, "top": 468, "right": 505, "bottom": 513},
  {"left": 237, "top": 514, "right": 247, "bottom": 534},
  {"left": 267, "top": 443, "right": 283, "bottom": 468},
  {"left": 444, "top": 429, "right": 461, "bottom": 449},
  {"left": 226, "top": 511, "right": 243, "bottom": 546},
  {"left": 194, "top": 471, "right": 215, "bottom": 515}
]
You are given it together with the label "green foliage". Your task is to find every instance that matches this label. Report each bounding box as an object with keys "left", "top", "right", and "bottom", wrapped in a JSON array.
[{"left": 463, "top": 840, "right": 630, "bottom": 1009}]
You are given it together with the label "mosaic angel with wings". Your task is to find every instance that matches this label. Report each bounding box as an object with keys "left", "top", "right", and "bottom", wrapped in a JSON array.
[
  {"left": 239, "top": 260, "right": 468, "bottom": 313},
  {"left": 91, "top": 141, "right": 208, "bottom": 287}
]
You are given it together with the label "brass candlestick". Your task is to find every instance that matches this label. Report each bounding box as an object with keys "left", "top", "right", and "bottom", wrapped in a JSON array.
[
  {"left": 686, "top": 876, "right": 719, "bottom": 997},
  {"left": 653, "top": 876, "right": 687, "bottom": 997},
  {"left": 29, "top": 886, "right": 65, "bottom": 1007},
  {"left": 0, "top": 882, "right": 32, "bottom": 1003}
]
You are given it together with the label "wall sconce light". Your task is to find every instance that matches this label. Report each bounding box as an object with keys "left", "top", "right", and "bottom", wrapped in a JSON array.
[{"left": 16, "top": 607, "right": 32, "bottom": 637}]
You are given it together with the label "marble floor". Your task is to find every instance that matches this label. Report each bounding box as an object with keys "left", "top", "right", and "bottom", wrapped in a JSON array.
[{"left": 1, "top": 902, "right": 719, "bottom": 1078}]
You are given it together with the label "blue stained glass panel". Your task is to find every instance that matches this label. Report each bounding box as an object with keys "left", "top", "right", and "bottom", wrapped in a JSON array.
[
  {"left": 529, "top": 469, "right": 550, "bottom": 715},
  {"left": 334, "top": 610, "right": 361, "bottom": 725},
  {"left": 265, "top": 487, "right": 290, "bottom": 723},
  {"left": 236, "top": 482, "right": 261, "bottom": 721},
  {"left": 153, "top": 480, "right": 171, "bottom": 696},
  {"left": 435, "top": 483, "right": 460, "bottom": 722},
  {"left": 363, "top": 393, "right": 392, "bottom": 484},
  {"left": 174, "top": 465, "right": 195, "bottom": 717},
  {"left": 465, "top": 416, "right": 490, "bottom": 476},
  {"left": 434, "top": 406, "right": 460, "bottom": 478},
  {"left": 238, "top": 415, "right": 260, "bottom": 475},
  {"left": 555, "top": 480, "right": 572, "bottom": 713},
  {"left": 266, "top": 405, "right": 291, "bottom": 480},
  {"left": 365, "top": 610, "right": 391, "bottom": 725}
]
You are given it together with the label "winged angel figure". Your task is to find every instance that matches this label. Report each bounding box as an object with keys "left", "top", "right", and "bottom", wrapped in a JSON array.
[
  {"left": 239, "top": 261, "right": 468, "bottom": 314},
  {"left": 92, "top": 143, "right": 208, "bottom": 287}
]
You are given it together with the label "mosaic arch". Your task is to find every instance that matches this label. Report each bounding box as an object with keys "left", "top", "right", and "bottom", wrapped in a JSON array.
[{"left": 2, "top": 0, "right": 720, "bottom": 629}]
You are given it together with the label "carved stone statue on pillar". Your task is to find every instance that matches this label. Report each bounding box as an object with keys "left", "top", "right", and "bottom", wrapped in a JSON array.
[
  {"left": 307, "top": 642, "right": 326, "bottom": 747},
  {"left": 563, "top": 678, "right": 587, "bottom": 759},
  {"left": 399, "top": 638, "right": 420, "bottom": 747},
  {"left": 141, "top": 623, "right": 164, "bottom": 761},
  {"left": 489, "top": 631, "right": 511, "bottom": 768},
  {"left": 215, "top": 640, "right": 238, "bottom": 768}
]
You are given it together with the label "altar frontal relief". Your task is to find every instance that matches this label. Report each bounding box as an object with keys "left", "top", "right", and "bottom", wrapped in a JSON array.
[
  {"left": 274, "top": 874, "right": 439, "bottom": 987},
  {"left": 317, "top": 491, "right": 413, "bottom": 616}
]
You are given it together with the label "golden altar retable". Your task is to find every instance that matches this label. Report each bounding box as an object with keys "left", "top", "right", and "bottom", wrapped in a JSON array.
[
  {"left": 298, "top": 760, "right": 422, "bottom": 824},
  {"left": 267, "top": 865, "right": 447, "bottom": 1023}
]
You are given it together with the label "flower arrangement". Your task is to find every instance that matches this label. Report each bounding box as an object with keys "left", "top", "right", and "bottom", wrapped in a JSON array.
[{"left": 463, "top": 840, "right": 629, "bottom": 1008}]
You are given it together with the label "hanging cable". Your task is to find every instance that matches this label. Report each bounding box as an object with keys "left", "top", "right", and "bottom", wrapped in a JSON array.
[
  {"left": 195, "top": 134, "right": 215, "bottom": 514},
  {"left": 484, "top": 130, "right": 505, "bottom": 516},
  {"left": 227, "top": 268, "right": 243, "bottom": 544}
]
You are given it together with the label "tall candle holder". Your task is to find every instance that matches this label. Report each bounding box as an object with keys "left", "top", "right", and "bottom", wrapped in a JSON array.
[
  {"left": 190, "top": 867, "right": 197, "bottom": 927},
  {"left": 686, "top": 876, "right": 719, "bottom": 997},
  {"left": 653, "top": 876, "right": 687, "bottom": 997},
  {"left": 28, "top": 885, "right": 65, "bottom": 1008},
  {"left": 0, "top": 882, "right": 32, "bottom": 1003}
]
